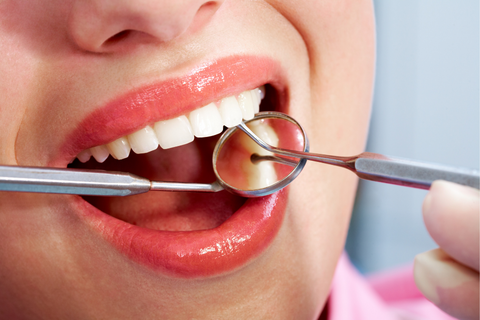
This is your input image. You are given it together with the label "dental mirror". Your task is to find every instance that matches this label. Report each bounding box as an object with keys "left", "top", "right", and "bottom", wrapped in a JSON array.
[
  {"left": 0, "top": 112, "right": 478, "bottom": 197},
  {"left": 212, "top": 112, "right": 309, "bottom": 197},
  {"left": 217, "top": 112, "right": 479, "bottom": 191}
]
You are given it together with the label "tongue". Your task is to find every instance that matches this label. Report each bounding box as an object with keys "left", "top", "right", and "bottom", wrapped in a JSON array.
[{"left": 77, "top": 136, "right": 246, "bottom": 231}]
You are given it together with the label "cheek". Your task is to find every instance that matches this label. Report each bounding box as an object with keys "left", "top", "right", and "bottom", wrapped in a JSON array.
[{"left": 0, "top": 32, "right": 39, "bottom": 164}]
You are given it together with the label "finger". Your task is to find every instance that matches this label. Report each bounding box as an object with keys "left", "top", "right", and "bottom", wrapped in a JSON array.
[
  {"left": 423, "top": 180, "right": 479, "bottom": 271},
  {"left": 415, "top": 248, "right": 479, "bottom": 320}
]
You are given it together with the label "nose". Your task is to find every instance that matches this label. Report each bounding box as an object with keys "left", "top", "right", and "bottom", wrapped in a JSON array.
[{"left": 68, "top": 0, "right": 224, "bottom": 52}]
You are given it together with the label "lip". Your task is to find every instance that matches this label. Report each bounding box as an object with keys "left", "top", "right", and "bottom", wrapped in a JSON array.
[
  {"left": 75, "top": 189, "right": 287, "bottom": 278},
  {"left": 58, "top": 55, "right": 291, "bottom": 279}
]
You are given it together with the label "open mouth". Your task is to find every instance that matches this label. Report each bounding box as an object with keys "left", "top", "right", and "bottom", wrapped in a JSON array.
[
  {"left": 68, "top": 85, "right": 276, "bottom": 232},
  {"left": 59, "top": 56, "right": 290, "bottom": 278}
]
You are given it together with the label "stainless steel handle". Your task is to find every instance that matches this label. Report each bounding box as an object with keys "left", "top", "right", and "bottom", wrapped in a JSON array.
[
  {"left": 0, "top": 165, "right": 152, "bottom": 196},
  {"left": 354, "top": 154, "right": 480, "bottom": 189},
  {"left": 0, "top": 165, "right": 223, "bottom": 196},
  {"left": 238, "top": 123, "right": 480, "bottom": 190}
]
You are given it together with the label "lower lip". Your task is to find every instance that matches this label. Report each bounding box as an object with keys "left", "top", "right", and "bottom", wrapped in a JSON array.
[{"left": 74, "top": 189, "right": 288, "bottom": 278}]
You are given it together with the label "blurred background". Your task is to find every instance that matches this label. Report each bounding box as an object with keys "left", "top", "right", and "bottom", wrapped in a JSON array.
[{"left": 345, "top": 0, "right": 479, "bottom": 273}]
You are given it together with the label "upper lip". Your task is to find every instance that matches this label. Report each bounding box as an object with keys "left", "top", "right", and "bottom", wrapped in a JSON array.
[{"left": 53, "top": 55, "right": 286, "bottom": 167}]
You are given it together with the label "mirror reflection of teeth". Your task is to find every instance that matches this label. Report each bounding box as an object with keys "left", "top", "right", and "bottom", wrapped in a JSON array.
[
  {"left": 77, "top": 86, "right": 265, "bottom": 163},
  {"left": 239, "top": 121, "right": 279, "bottom": 190}
]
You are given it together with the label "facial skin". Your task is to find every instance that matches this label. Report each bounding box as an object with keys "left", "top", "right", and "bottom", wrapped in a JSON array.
[{"left": 0, "top": 0, "right": 375, "bottom": 319}]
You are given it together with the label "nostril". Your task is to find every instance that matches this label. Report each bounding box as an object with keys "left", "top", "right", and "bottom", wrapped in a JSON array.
[
  {"left": 104, "top": 30, "right": 133, "bottom": 46},
  {"left": 201, "top": 1, "right": 220, "bottom": 11},
  {"left": 69, "top": 0, "right": 225, "bottom": 53}
]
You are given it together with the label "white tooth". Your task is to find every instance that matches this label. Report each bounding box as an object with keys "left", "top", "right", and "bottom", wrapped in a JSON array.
[
  {"left": 77, "top": 149, "right": 92, "bottom": 163},
  {"left": 127, "top": 126, "right": 159, "bottom": 154},
  {"left": 90, "top": 145, "right": 110, "bottom": 163},
  {"left": 188, "top": 103, "right": 224, "bottom": 137},
  {"left": 237, "top": 91, "right": 255, "bottom": 120},
  {"left": 249, "top": 88, "right": 261, "bottom": 114},
  {"left": 218, "top": 96, "right": 243, "bottom": 127},
  {"left": 259, "top": 85, "right": 266, "bottom": 100},
  {"left": 107, "top": 137, "right": 131, "bottom": 160},
  {"left": 154, "top": 115, "right": 194, "bottom": 149},
  {"left": 250, "top": 89, "right": 260, "bottom": 113},
  {"left": 240, "top": 120, "right": 279, "bottom": 156},
  {"left": 246, "top": 161, "right": 278, "bottom": 190},
  {"left": 251, "top": 121, "right": 279, "bottom": 147}
]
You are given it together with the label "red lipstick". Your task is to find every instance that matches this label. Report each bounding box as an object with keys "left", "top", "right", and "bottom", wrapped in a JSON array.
[{"left": 76, "top": 189, "right": 287, "bottom": 278}]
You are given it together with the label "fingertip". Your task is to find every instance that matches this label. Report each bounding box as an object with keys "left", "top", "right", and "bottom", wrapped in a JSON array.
[
  {"left": 423, "top": 180, "right": 479, "bottom": 271},
  {"left": 414, "top": 249, "right": 442, "bottom": 304},
  {"left": 414, "top": 248, "right": 479, "bottom": 320}
]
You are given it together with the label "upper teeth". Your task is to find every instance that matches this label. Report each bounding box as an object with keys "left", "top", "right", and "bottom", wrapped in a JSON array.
[{"left": 76, "top": 86, "right": 265, "bottom": 163}]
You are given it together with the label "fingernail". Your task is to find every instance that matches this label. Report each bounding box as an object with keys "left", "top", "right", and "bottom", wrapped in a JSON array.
[
  {"left": 431, "top": 180, "right": 480, "bottom": 201},
  {"left": 414, "top": 249, "right": 441, "bottom": 304},
  {"left": 414, "top": 248, "right": 477, "bottom": 305},
  {"left": 424, "top": 179, "right": 479, "bottom": 222}
]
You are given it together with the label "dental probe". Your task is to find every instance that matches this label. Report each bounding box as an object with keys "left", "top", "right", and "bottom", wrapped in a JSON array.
[
  {"left": 238, "top": 120, "right": 480, "bottom": 190},
  {"left": 0, "top": 165, "right": 224, "bottom": 196}
]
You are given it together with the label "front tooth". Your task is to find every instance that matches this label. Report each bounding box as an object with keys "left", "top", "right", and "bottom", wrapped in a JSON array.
[
  {"left": 237, "top": 91, "right": 255, "bottom": 120},
  {"left": 107, "top": 137, "right": 131, "bottom": 160},
  {"left": 188, "top": 103, "right": 224, "bottom": 137},
  {"left": 154, "top": 115, "right": 194, "bottom": 149},
  {"left": 90, "top": 145, "right": 110, "bottom": 163},
  {"left": 77, "top": 149, "right": 92, "bottom": 163},
  {"left": 127, "top": 126, "right": 159, "bottom": 154},
  {"left": 218, "top": 96, "right": 243, "bottom": 127}
]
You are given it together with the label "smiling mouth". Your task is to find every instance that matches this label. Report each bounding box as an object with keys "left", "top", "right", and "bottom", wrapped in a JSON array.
[
  {"left": 68, "top": 85, "right": 279, "bottom": 232},
  {"left": 60, "top": 56, "right": 291, "bottom": 278}
]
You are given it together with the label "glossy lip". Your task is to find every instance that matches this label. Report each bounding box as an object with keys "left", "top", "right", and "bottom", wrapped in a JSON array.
[
  {"left": 58, "top": 55, "right": 291, "bottom": 278},
  {"left": 75, "top": 188, "right": 288, "bottom": 278}
]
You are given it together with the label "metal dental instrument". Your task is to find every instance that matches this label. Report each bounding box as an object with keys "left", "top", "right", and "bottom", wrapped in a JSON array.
[
  {"left": 0, "top": 166, "right": 224, "bottom": 196},
  {"left": 0, "top": 112, "right": 478, "bottom": 197},
  {"left": 0, "top": 113, "right": 309, "bottom": 198},
  {"left": 233, "top": 112, "right": 480, "bottom": 191}
]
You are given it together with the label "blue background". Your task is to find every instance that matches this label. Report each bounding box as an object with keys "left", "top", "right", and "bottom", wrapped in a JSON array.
[{"left": 346, "top": 0, "right": 479, "bottom": 273}]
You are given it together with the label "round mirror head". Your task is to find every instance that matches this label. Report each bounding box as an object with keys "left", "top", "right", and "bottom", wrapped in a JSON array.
[{"left": 213, "top": 112, "right": 309, "bottom": 197}]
